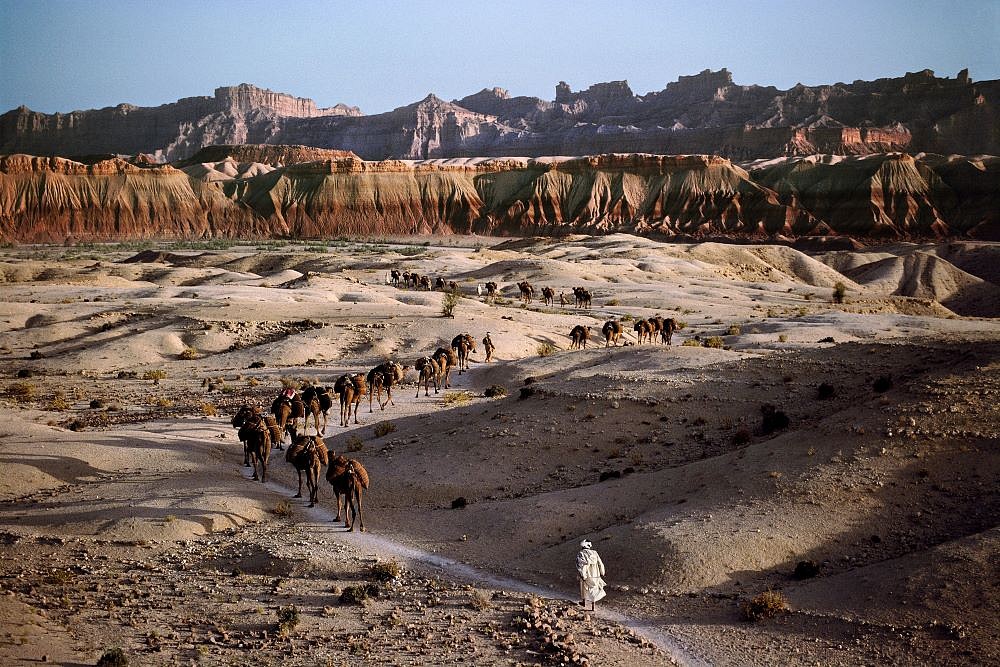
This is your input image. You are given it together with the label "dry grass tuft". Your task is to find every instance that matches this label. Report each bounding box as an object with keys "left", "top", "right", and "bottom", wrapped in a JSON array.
[
  {"left": 373, "top": 421, "right": 396, "bottom": 438},
  {"left": 346, "top": 435, "right": 364, "bottom": 452},
  {"left": 741, "top": 590, "right": 788, "bottom": 621},
  {"left": 8, "top": 381, "right": 36, "bottom": 400},
  {"left": 178, "top": 347, "right": 198, "bottom": 360},
  {"left": 273, "top": 500, "right": 292, "bottom": 517},
  {"left": 469, "top": 589, "right": 492, "bottom": 611},
  {"left": 368, "top": 560, "right": 402, "bottom": 582},
  {"left": 201, "top": 403, "right": 218, "bottom": 416},
  {"left": 442, "top": 391, "right": 475, "bottom": 407},
  {"left": 536, "top": 342, "right": 557, "bottom": 357}
]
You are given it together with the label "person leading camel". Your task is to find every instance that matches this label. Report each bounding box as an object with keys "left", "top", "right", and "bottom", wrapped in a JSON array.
[
  {"left": 482, "top": 332, "right": 495, "bottom": 362},
  {"left": 576, "top": 539, "right": 606, "bottom": 611}
]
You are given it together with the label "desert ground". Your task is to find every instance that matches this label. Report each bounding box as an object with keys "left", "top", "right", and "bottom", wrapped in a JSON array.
[{"left": 0, "top": 234, "right": 997, "bottom": 666}]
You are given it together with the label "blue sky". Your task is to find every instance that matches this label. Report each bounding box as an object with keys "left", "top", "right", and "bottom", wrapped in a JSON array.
[{"left": 1, "top": 0, "right": 997, "bottom": 114}]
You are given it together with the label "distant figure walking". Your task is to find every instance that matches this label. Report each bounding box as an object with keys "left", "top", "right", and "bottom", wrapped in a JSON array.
[
  {"left": 483, "top": 332, "right": 495, "bottom": 362},
  {"left": 576, "top": 539, "right": 606, "bottom": 611}
]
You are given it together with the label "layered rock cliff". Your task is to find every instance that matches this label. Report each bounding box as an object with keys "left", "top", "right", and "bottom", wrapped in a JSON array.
[
  {"left": 2, "top": 70, "right": 996, "bottom": 161},
  {"left": 1, "top": 149, "right": 995, "bottom": 243}
]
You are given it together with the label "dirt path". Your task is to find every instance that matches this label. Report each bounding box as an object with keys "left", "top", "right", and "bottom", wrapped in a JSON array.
[{"left": 258, "top": 471, "right": 708, "bottom": 666}]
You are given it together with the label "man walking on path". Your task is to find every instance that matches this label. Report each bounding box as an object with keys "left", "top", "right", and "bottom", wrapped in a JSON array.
[
  {"left": 483, "top": 332, "right": 496, "bottom": 362},
  {"left": 576, "top": 539, "right": 606, "bottom": 611}
]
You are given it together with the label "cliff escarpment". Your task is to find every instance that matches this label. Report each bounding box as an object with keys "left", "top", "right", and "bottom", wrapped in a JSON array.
[
  {"left": 2, "top": 70, "right": 997, "bottom": 161},
  {"left": 1, "top": 150, "right": 996, "bottom": 243}
]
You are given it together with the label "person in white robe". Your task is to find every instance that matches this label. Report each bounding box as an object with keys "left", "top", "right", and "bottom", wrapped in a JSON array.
[{"left": 576, "top": 539, "right": 606, "bottom": 610}]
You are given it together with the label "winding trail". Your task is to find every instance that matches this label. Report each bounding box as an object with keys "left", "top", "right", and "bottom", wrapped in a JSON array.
[{"left": 256, "top": 471, "right": 709, "bottom": 666}]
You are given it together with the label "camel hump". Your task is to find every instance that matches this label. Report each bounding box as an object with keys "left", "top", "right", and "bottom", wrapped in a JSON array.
[{"left": 315, "top": 438, "right": 329, "bottom": 466}]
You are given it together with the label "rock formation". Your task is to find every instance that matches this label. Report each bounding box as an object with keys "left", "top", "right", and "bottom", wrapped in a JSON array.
[
  {"left": 2, "top": 70, "right": 996, "bottom": 161},
  {"left": 1, "top": 148, "right": 995, "bottom": 243}
]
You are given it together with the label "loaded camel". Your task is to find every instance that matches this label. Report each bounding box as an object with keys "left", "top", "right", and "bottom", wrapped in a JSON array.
[
  {"left": 271, "top": 389, "right": 314, "bottom": 448},
  {"left": 541, "top": 286, "right": 555, "bottom": 306},
  {"left": 419, "top": 275, "right": 432, "bottom": 291},
  {"left": 299, "top": 384, "right": 331, "bottom": 435},
  {"left": 390, "top": 269, "right": 402, "bottom": 286},
  {"left": 570, "top": 324, "right": 592, "bottom": 349},
  {"left": 634, "top": 319, "right": 654, "bottom": 344},
  {"left": 432, "top": 346, "right": 458, "bottom": 389},
  {"left": 602, "top": 320, "right": 624, "bottom": 347},
  {"left": 284, "top": 433, "right": 329, "bottom": 507},
  {"left": 484, "top": 281, "right": 498, "bottom": 303},
  {"left": 573, "top": 287, "right": 593, "bottom": 309},
  {"left": 232, "top": 405, "right": 281, "bottom": 467},
  {"left": 451, "top": 333, "right": 477, "bottom": 374},
  {"left": 334, "top": 373, "right": 367, "bottom": 426},
  {"left": 326, "top": 455, "right": 370, "bottom": 531},
  {"left": 367, "top": 360, "right": 408, "bottom": 412},
  {"left": 649, "top": 315, "right": 677, "bottom": 345},
  {"left": 232, "top": 406, "right": 273, "bottom": 482},
  {"left": 414, "top": 356, "right": 439, "bottom": 396},
  {"left": 518, "top": 280, "right": 534, "bottom": 304}
]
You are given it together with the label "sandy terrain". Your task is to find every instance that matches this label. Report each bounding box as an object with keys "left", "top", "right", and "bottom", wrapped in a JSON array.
[{"left": 0, "top": 234, "right": 997, "bottom": 666}]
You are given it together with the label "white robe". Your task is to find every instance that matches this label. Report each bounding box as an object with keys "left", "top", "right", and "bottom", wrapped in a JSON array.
[{"left": 576, "top": 547, "right": 607, "bottom": 604}]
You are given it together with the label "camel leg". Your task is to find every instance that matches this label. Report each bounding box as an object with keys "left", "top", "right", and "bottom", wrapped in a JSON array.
[
  {"left": 355, "top": 487, "right": 365, "bottom": 532},
  {"left": 294, "top": 469, "right": 303, "bottom": 498},
  {"left": 353, "top": 400, "right": 362, "bottom": 424}
]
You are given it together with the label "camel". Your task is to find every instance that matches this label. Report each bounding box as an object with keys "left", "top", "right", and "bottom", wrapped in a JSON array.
[
  {"left": 285, "top": 433, "right": 329, "bottom": 507},
  {"left": 234, "top": 408, "right": 272, "bottom": 482},
  {"left": 451, "top": 333, "right": 477, "bottom": 374},
  {"left": 661, "top": 317, "right": 677, "bottom": 345},
  {"left": 390, "top": 269, "right": 401, "bottom": 286},
  {"left": 270, "top": 392, "right": 310, "bottom": 449},
  {"left": 432, "top": 346, "right": 458, "bottom": 389},
  {"left": 484, "top": 281, "right": 498, "bottom": 303},
  {"left": 573, "top": 287, "right": 593, "bottom": 309},
  {"left": 326, "top": 455, "right": 370, "bottom": 531},
  {"left": 518, "top": 280, "right": 534, "bottom": 304},
  {"left": 334, "top": 373, "right": 367, "bottom": 426},
  {"left": 419, "top": 275, "right": 432, "bottom": 291},
  {"left": 414, "top": 356, "right": 439, "bottom": 396},
  {"left": 541, "top": 286, "right": 555, "bottom": 306},
  {"left": 301, "top": 384, "right": 332, "bottom": 435},
  {"left": 447, "top": 280, "right": 458, "bottom": 292},
  {"left": 602, "top": 320, "right": 624, "bottom": 347},
  {"left": 648, "top": 316, "right": 664, "bottom": 343},
  {"left": 367, "top": 361, "right": 408, "bottom": 412},
  {"left": 434, "top": 276, "right": 446, "bottom": 290},
  {"left": 634, "top": 319, "right": 653, "bottom": 344},
  {"left": 570, "top": 324, "right": 591, "bottom": 349}
]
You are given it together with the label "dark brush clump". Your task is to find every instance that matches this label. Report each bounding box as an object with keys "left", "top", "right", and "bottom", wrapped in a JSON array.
[
  {"left": 793, "top": 560, "right": 821, "bottom": 579},
  {"left": 451, "top": 497, "right": 467, "bottom": 509},
  {"left": 519, "top": 386, "right": 536, "bottom": 400},
  {"left": 873, "top": 375, "right": 893, "bottom": 393},
  {"left": 816, "top": 383, "right": 836, "bottom": 399},
  {"left": 759, "top": 404, "right": 790, "bottom": 434}
]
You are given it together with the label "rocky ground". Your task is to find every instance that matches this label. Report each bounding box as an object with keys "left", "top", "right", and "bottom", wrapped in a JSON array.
[{"left": 0, "top": 235, "right": 997, "bottom": 666}]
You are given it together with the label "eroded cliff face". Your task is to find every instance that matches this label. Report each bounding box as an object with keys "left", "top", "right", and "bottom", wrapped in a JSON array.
[
  {"left": 1, "top": 149, "right": 996, "bottom": 243},
  {"left": 2, "top": 70, "right": 996, "bottom": 161}
]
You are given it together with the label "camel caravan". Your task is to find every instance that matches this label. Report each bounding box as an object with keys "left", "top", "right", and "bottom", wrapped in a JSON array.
[{"left": 227, "top": 270, "right": 687, "bottom": 532}]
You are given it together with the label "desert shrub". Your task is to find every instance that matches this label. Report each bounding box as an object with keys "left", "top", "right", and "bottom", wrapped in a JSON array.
[
  {"left": 142, "top": 369, "right": 167, "bottom": 382},
  {"left": 519, "top": 386, "right": 536, "bottom": 400},
  {"left": 681, "top": 339, "right": 701, "bottom": 347},
  {"left": 778, "top": 334, "right": 789, "bottom": 343},
  {"left": 832, "top": 281, "right": 847, "bottom": 304},
  {"left": 451, "top": 497, "right": 467, "bottom": 509},
  {"left": 280, "top": 376, "right": 299, "bottom": 389},
  {"left": 441, "top": 290, "right": 461, "bottom": 318},
  {"left": 368, "top": 560, "right": 402, "bottom": 582},
  {"left": 816, "top": 383, "right": 836, "bottom": 400},
  {"left": 733, "top": 427, "right": 752, "bottom": 445},
  {"left": 703, "top": 336, "right": 725, "bottom": 349},
  {"left": 48, "top": 396, "right": 70, "bottom": 411},
  {"left": 96, "top": 647, "right": 129, "bottom": 667},
  {"left": 373, "top": 421, "right": 395, "bottom": 438},
  {"left": 483, "top": 384, "right": 507, "bottom": 398},
  {"left": 605, "top": 298, "right": 619, "bottom": 306},
  {"left": 246, "top": 377, "right": 260, "bottom": 387},
  {"left": 442, "top": 391, "right": 474, "bottom": 407},
  {"left": 201, "top": 403, "right": 218, "bottom": 416},
  {"left": 469, "top": 589, "right": 492, "bottom": 611},
  {"left": 818, "top": 336, "right": 835, "bottom": 343},
  {"left": 760, "top": 404, "right": 790, "bottom": 434},
  {"left": 620, "top": 313, "right": 634, "bottom": 322},
  {"left": 599, "top": 470, "right": 622, "bottom": 482},
  {"left": 178, "top": 347, "right": 198, "bottom": 360},
  {"left": 155, "top": 397, "right": 173, "bottom": 408},
  {"left": 793, "top": 560, "right": 820, "bottom": 580},
  {"left": 277, "top": 605, "right": 300, "bottom": 635},
  {"left": 89, "top": 398, "right": 105, "bottom": 409},
  {"left": 248, "top": 360, "right": 266, "bottom": 369},
  {"left": 340, "top": 583, "right": 382, "bottom": 605},
  {"left": 273, "top": 500, "right": 292, "bottom": 517},
  {"left": 16, "top": 369, "right": 32, "bottom": 378},
  {"left": 346, "top": 435, "right": 364, "bottom": 452},
  {"left": 29, "top": 350, "right": 44, "bottom": 359},
  {"left": 536, "top": 342, "right": 556, "bottom": 357},
  {"left": 873, "top": 375, "right": 893, "bottom": 393},
  {"left": 8, "top": 381, "right": 35, "bottom": 399},
  {"left": 675, "top": 320, "right": 686, "bottom": 329},
  {"left": 741, "top": 590, "right": 788, "bottom": 621},
  {"left": 727, "top": 325, "right": 741, "bottom": 336}
]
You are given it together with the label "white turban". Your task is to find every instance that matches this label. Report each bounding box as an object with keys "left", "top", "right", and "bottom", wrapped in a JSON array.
[{"left": 580, "top": 539, "right": 592, "bottom": 548}]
